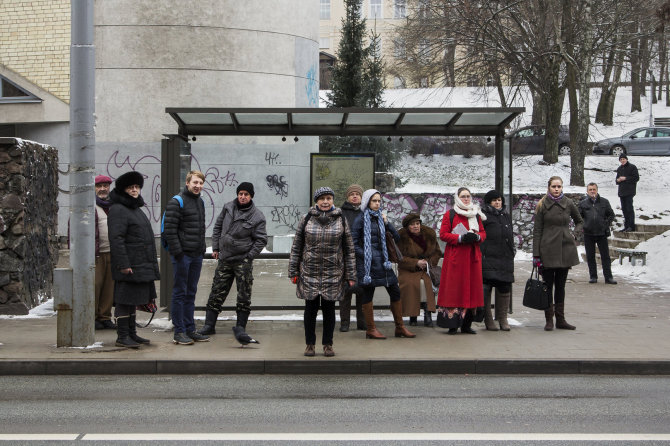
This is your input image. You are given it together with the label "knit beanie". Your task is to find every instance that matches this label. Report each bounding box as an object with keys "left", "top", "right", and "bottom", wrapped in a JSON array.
[
  {"left": 619, "top": 153, "right": 628, "bottom": 160},
  {"left": 346, "top": 184, "right": 364, "bottom": 198},
  {"left": 236, "top": 182, "right": 255, "bottom": 197},
  {"left": 360, "top": 188, "right": 380, "bottom": 212},
  {"left": 313, "top": 186, "right": 335, "bottom": 202}
]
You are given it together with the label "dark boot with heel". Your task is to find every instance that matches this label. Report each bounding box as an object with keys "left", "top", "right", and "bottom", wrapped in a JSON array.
[
  {"left": 128, "top": 313, "right": 150, "bottom": 344},
  {"left": 198, "top": 309, "right": 219, "bottom": 335},
  {"left": 554, "top": 302, "right": 576, "bottom": 330},
  {"left": 483, "top": 284, "right": 498, "bottom": 331},
  {"left": 391, "top": 301, "right": 416, "bottom": 338},
  {"left": 115, "top": 316, "right": 140, "bottom": 349}
]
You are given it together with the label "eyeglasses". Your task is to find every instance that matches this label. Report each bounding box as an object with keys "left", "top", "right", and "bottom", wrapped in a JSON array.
[{"left": 459, "top": 194, "right": 472, "bottom": 199}]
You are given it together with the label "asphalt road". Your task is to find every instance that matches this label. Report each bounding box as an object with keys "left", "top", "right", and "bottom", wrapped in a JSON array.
[{"left": 1, "top": 375, "right": 670, "bottom": 445}]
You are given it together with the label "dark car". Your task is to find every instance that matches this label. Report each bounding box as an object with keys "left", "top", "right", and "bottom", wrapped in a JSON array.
[
  {"left": 592, "top": 127, "right": 670, "bottom": 156},
  {"left": 505, "top": 125, "right": 571, "bottom": 155}
]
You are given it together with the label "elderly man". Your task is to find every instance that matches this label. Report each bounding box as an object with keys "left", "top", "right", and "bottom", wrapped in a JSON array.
[
  {"left": 93, "top": 175, "right": 116, "bottom": 329},
  {"left": 579, "top": 183, "right": 617, "bottom": 285}
]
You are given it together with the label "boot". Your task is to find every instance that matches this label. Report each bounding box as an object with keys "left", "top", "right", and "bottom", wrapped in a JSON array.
[
  {"left": 128, "top": 313, "right": 150, "bottom": 344},
  {"left": 391, "top": 301, "right": 416, "bottom": 338},
  {"left": 544, "top": 304, "right": 554, "bottom": 331},
  {"left": 409, "top": 316, "right": 418, "bottom": 326},
  {"left": 362, "top": 302, "right": 386, "bottom": 339},
  {"left": 355, "top": 298, "right": 366, "bottom": 330},
  {"left": 236, "top": 310, "right": 250, "bottom": 329},
  {"left": 554, "top": 302, "right": 576, "bottom": 330},
  {"left": 460, "top": 309, "right": 476, "bottom": 334},
  {"left": 495, "top": 290, "right": 511, "bottom": 331},
  {"left": 339, "top": 295, "right": 351, "bottom": 332},
  {"left": 198, "top": 309, "right": 219, "bottom": 335},
  {"left": 115, "top": 316, "right": 140, "bottom": 349},
  {"left": 423, "top": 302, "right": 434, "bottom": 327},
  {"left": 483, "top": 284, "right": 498, "bottom": 331}
]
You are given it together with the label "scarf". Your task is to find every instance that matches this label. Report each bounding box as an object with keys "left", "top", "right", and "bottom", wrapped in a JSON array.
[
  {"left": 362, "top": 208, "right": 392, "bottom": 285},
  {"left": 453, "top": 194, "right": 486, "bottom": 231},
  {"left": 549, "top": 193, "right": 564, "bottom": 203},
  {"left": 408, "top": 231, "right": 427, "bottom": 252},
  {"left": 95, "top": 196, "right": 111, "bottom": 214}
]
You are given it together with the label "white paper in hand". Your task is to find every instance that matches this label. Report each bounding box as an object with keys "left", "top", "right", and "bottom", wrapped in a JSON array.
[{"left": 452, "top": 222, "right": 469, "bottom": 236}]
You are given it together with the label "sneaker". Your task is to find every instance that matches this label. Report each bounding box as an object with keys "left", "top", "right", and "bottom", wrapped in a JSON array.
[
  {"left": 323, "top": 345, "right": 335, "bottom": 357},
  {"left": 101, "top": 319, "right": 117, "bottom": 329},
  {"left": 173, "top": 332, "right": 195, "bottom": 345},
  {"left": 304, "top": 344, "right": 315, "bottom": 357},
  {"left": 187, "top": 331, "right": 210, "bottom": 342}
]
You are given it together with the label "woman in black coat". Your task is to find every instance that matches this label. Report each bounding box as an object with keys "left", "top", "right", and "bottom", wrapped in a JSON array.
[
  {"left": 108, "top": 171, "right": 160, "bottom": 348},
  {"left": 480, "top": 190, "right": 515, "bottom": 331}
]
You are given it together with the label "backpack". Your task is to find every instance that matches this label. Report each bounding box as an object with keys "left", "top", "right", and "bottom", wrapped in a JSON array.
[{"left": 160, "top": 195, "right": 184, "bottom": 252}]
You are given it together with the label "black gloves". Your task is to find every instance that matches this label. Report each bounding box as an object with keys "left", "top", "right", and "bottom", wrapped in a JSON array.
[{"left": 461, "top": 232, "right": 480, "bottom": 244}]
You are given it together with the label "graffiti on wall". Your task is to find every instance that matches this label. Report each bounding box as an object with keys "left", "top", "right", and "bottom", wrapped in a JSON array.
[
  {"left": 305, "top": 64, "right": 319, "bottom": 107},
  {"left": 270, "top": 204, "right": 303, "bottom": 231},
  {"left": 266, "top": 174, "right": 289, "bottom": 199}
]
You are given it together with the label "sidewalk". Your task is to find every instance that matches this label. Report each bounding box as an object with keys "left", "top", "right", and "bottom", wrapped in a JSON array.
[{"left": 1, "top": 260, "right": 670, "bottom": 375}]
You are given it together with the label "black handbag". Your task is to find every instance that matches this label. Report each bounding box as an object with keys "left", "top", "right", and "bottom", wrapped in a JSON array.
[
  {"left": 436, "top": 307, "right": 463, "bottom": 329},
  {"left": 522, "top": 266, "right": 551, "bottom": 310},
  {"left": 136, "top": 298, "right": 157, "bottom": 328}
]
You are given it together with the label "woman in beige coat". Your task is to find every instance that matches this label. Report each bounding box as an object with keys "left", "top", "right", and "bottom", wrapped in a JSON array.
[
  {"left": 397, "top": 213, "right": 441, "bottom": 327},
  {"left": 532, "top": 176, "right": 583, "bottom": 331}
]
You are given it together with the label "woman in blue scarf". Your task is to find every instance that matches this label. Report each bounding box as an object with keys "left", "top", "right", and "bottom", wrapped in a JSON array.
[{"left": 351, "top": 189, "right": 415, "bottom": 339}]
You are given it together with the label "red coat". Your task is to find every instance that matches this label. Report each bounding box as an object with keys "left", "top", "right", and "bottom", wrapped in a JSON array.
[{"left": 436, "top": 211, "right": 486, "bottom": 309}]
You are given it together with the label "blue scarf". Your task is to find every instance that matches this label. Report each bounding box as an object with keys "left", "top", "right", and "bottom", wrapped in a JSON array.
[{"left": 363, "top": 208, "right": 392, "bottom": 285}]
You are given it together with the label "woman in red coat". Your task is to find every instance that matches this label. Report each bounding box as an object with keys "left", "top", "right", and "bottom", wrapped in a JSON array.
[{"left": 437, "top": 187, "right": 487, "bottom": 334}]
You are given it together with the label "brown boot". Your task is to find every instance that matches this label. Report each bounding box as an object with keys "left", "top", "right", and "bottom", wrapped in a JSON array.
[
  {"left": 554, "top": 302, "right": 576, "bottom": 330},
  {"left": 391, "top": 301, "right": 416, "bottom": 338},
  {"left": 495, "top": 290, "right": 511, "bottom": 331},
  {"left": 483, "top": 284, "right": 498, "bottom": 331},
  {"left": 362, "top": 302, "right": 386, "bottom": 339},
  {"left": 544, "top": 304, "right": 554, "bottom": 331}
]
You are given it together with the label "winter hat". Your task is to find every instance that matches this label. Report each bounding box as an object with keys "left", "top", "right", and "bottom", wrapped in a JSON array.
[
  {"left": 95, "top": 174, "right": 112, "bottom": 185},
  {"left": 313, "top": 186, "right": 335, "bottom": 202},
  {"left": 619, "top": 153, "right": 628, "bottom": 160},
  {"left": 402, "top": 212, "right": 421, "bottom": 228},
  {"left": 360, "top": 188, "right": 381, "bottom": 212},
  {"left": 483, "top": 189, "right": 504, "bottom": 206},
  {"left": 236, "top": 182, "right": 255, "bottom": 197},
  {"left": 115, "top": 171, "right": 144, "bottom": 191},
  {"left": 346, "top": 184, "right": 364, "bottom": 198}
]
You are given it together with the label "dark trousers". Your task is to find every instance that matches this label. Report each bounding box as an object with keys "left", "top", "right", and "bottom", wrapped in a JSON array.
[
  {"left": 171, "top": 254, "right": 203, "bottom": 333},
  {"left": 206, "top": 258, "right": 254, "bottom": 314},
  {"left": 584, "top": 234, "right": 613, "bottom": 280},
  {"left": 304, "top": 297, "right": 335, "bottom": 346},
  {"left": 542, "top": 268, "right": 569, "bottom": 305},
  {"left": 114, "top": 303, "right": 134, "bottom": 318},
  {"left": 620, "top": 195, "right": 635, "bottom": 230},
  {"left": 360, "top": 283, "right": 401, "bottom": 305}
]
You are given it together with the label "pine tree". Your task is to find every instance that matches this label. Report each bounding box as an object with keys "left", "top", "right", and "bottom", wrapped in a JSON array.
[{"left": 361, "top": 29, "right": 385, "bottom": 108}]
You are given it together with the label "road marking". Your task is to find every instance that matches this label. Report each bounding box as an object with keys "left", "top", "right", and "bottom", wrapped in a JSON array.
[
  {"left": 0, "top": 434, "right": 79, "bottom": 440},
  {"left": 77, "top": 433, "right": 670, "bottom": 441}
]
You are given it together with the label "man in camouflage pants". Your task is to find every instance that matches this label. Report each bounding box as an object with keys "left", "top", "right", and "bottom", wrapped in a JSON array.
[{"left": 198, "top": 182, "right": 267, "bottom": 334}]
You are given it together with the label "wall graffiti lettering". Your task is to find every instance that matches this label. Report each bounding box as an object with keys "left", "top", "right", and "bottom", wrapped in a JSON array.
[
  {"left": 270, "top": 204, "right": 303, "bottom": 231},
  {"left": 305, "top": 64, "right": 319, "bottom": 107},
  {"left": 266, "top": 174, "right": 289, "bottom": 199},
  {"left": 265, "top": 152, "right": 280, "bottom": 165}
]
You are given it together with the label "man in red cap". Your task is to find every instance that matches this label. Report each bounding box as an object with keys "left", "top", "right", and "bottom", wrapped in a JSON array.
[{"left": 93, "top": 174, "right": 116, "bottom": 329}]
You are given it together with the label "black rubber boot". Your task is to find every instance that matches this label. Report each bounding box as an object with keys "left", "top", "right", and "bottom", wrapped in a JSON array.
[
  {"left": 128, "top": 313, "right": 150, "bottom": 344},
  {"left": 115, "top": 316, "right": 140, "bottom": 349},
  {"left": 198, "top": 309, "right": 219, "bottom": 335},
  {"left": 460, "top": 309, "right": 476, "bottom": 334},
  {"left": 421, "top": 302, "right": 433, "bottom": 327},
  {"left": 236, "top": 310, "right": 250, "bottom": 329}
]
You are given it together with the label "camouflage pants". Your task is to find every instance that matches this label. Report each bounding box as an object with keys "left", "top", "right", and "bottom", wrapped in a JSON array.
[{"left": 206, "top": 258, "right": 254, "bottom": 314}]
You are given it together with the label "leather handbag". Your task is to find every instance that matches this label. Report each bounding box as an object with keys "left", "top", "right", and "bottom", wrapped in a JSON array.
[
  {"left": 385, "top": 231, "right": 403, "bottom": 263},
  {"left": 136, "top": 298, "right": 157, "bottom": 328},
  {"left": 522, "top": 266, "right": 551, "bottom": 310},
  {"left": 436, "top": 307, "right": 463, "bottom": 329}
]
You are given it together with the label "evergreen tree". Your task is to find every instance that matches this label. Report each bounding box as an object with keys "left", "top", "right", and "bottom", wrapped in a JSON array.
[{"left": 361, "top": 29, "right": 385, "bottom": 108}]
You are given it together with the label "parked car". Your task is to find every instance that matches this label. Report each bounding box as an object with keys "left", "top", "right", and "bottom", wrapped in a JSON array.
[
  {"left": 505, "top": 125, "right": 571, "bottom": 155},
  {"left": 592, "top": 127, "right": 670, "bottom": 156}
]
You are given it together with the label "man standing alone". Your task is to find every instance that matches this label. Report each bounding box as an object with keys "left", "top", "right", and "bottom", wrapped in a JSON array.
[
  {"left": 198, "top": 182, "right": 267, "bottom": 334},
  {"left": 579, "top": 183, "right": 617, "bottom": 285},
  {"left": 163, "top": 170, "right": 210, "bottom": 345},
  {"left": 616, "top": 154, "right": 639, "bottom": 232}
]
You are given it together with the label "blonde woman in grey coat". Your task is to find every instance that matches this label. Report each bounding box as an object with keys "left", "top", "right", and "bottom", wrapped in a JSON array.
[
  {"left": 289, "top": 187, "right": 356, "bottom": 357},
  {"left": 532, "top": 176, "right": 584, "bottom": 331}
]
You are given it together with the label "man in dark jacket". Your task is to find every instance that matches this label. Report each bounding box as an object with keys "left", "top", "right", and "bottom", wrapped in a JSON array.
[
  {"left": 163, "top": 170, "right": 209, "bottom": 345},
  {"left": 579, "top": 183, "right": 617, "bottom": 285},
  {"left": 616, "top": 154, "right": 639, "bottom": 232},
  {"left": 338, "top": 184, "right": 365, "bottom": 332},
  {"left": 198, "top": 182, "right": 267, "bottom": 335}
]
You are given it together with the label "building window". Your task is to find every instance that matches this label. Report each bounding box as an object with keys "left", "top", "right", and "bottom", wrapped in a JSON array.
[
  {"left": 319, "top": 37, "right": 331, "bottom": 49},
  {"left": 320, "top": 0, "right": 330, "bottom": 19},
  {"left": 0, "top": 76, "right": 41, "bottom": 104},
  {"left": 394, "top": 0, "right": 406, "bottom": 18},
  {"left": 419, "top": 77, "right": 429, "bottom": 88},
  {"left": 370, "top": 0, "right": 382, "bottom": 19},
  {"left": 393, "top": 39, "right": 406, "bottom": 59}
]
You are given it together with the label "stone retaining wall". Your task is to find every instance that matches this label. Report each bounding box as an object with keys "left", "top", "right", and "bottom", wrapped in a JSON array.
[{"left": 0, "top": 138, "right": 59, "bottom": 314}]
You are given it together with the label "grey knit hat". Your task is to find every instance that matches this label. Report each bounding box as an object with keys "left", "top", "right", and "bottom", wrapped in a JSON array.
[{"left": 313, "top": 186, "right": 335, "bottom": 202}]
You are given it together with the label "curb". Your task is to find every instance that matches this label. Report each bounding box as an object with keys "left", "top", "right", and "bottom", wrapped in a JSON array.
[{"left": 2, "top": 359, "right": 670, "bottom": 375}]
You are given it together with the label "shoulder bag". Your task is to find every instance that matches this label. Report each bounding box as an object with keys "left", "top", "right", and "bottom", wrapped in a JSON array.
[{"left": 522, "top": 266, "right": 551, "bottom": 310}]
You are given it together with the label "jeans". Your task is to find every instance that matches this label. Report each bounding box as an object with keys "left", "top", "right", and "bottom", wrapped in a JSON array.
[
  {"left": 304, "top": 297, "right": 336, "bottom": 346},
  {"left": 584, "top": 234, "right": 613, "bottom": 280},
  {"left": 171, "top": 254, "right": 203, "bottom": 333},
  {"left": 620, "top": 195, "right": 635, "bottom": 230},
  {"left": 360, "top": 283, "right": 401, "bottom": 305},
  {"left": 542, "top": 268, "right": 569, "bottom": 305}
]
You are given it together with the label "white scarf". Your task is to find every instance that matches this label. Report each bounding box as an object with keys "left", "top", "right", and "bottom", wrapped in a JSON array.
[{"left": 453, "top": 194, "right": 486, "bottom": 231}]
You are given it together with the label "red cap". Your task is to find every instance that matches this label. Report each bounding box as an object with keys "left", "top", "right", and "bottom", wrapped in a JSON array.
[{"left": 95, "top": 175, "right": 113, "bottom": 185}]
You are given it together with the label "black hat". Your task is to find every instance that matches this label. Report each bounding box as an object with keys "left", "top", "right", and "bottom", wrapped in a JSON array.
[
  {"left": 236, "top": 182, "right": 255, "bottom": 198},
  {"left": 115, "top": 171, "right": 144, "bottom": 191},
  {"left": 313, "top": 186, "right": 335, "bottom": 202},
  {"left": 619, "top": 153, "right": 628, "bottom": 160},
  {"left": 484, "top": 189, "right": 504, "bottom": 206}
]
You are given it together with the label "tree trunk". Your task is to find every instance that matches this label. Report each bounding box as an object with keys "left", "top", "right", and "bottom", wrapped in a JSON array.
[
  {"left": 640, "top": 36, "right": 650, "bottom": 96},
  {"left": 595, "top": 48, "right": 615, "bottom": 123},
  {"left": 543, "top": 59, "right": 564, "bottom": 164},
  {"left": 602, "top": 46, "right": 625, "bottom": 126},
  {"left": 630, "top": 31, "right": 642, "bottom": 112},
  {"left": 658, "top": 31, "right": 666, "bottom": 101},
  {"left": 531, "top": 89, "right": 545, "bottom": 126}
]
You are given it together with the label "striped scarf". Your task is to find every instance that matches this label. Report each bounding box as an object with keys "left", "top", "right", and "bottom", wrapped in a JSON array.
[{"left": 363, "top": 209, "right": 392, "bottom": 285}]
